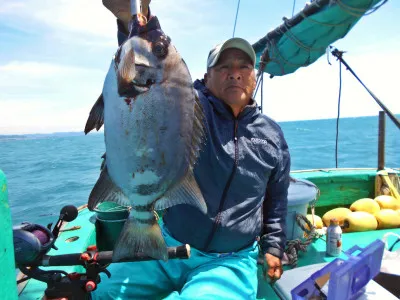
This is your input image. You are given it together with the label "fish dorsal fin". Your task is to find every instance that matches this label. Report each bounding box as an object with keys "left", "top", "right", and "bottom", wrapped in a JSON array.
[
  {"left": 188, "top": 93, "right": 206, "bottom": 170},
  {"left": 84, "top": 94, "right": 104, "bottom": 134},
  {"left": 88, "top": 164, "right": 129, "bottom": 210},
  {"left": 154, "top": 170, "right": 207, "bottom": 214}
]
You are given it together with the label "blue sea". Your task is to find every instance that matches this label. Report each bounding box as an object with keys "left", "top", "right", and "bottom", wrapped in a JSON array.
[{"left": 0, "top": 115, "right": 399, "bottom": 227}]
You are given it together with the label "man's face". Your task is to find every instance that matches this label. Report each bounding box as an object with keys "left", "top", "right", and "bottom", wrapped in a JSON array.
[{"left": 205, "top": 48, "right": 256, "bottom": 109}]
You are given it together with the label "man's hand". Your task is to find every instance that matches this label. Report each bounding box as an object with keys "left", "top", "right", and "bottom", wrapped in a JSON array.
[
  {"left": 102, "top": 0, "right": 151, "bottom": 31},
  {"left": 263, "top": 253, "right": 283, "bottom": 283}
]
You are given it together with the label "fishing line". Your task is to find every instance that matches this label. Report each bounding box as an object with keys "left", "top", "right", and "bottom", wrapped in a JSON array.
[
  {"left": 254, "top": 72, "right": 264, "bottom": 113},
  {"left": 254, "top": 75, "right": 262, "bottom": 99},
  {"left": 335, "top": 59, "right": 342, "bottom": 169},
  {"left": 260, "top": 72, "right": 264, "bottom": 113},
  {"left": 232, "top": 0, "right": 241, "bottom": 37},
  {"left": 292, "top": 0, "right": 297, "bottom": 17}
]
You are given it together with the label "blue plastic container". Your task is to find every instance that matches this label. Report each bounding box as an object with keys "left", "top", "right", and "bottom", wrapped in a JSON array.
[
  {"left": 291, "top": 239, "right": 385, "bottom": 300},
  {"left": 286, "top": 178, "right": 319, "bottom": 240}
]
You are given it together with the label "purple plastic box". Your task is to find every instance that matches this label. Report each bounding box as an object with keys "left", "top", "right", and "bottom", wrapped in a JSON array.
[{"left": 291, "top": 239, "right": 385, "bottom": 300}]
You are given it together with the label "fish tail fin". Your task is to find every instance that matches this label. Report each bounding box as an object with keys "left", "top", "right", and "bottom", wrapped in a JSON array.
[{"left": 112, "top": 215, "right": 168, "bottom": 262}]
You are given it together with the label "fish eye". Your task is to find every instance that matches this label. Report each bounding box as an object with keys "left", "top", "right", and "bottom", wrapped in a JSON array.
[
  {"left": 146, "top": 79, "right": 155, "bottom": 85},
  {"left": 153, "top": 42, "right": 168, "bottom": 58},
  {"left": 152, "top": 35, "right": 171, "bottom": 59}
]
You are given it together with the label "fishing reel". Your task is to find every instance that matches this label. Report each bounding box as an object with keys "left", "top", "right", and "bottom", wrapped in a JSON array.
[
  {"left": 13, "top": 205, "right": 95, "bottom": 300},
  {"left": 13, "top": 222, "right": 55, "bottom": 265},
  {"left": 13, "top": 205, "right": 78, "bottom": 267},
  {"left": 14, "top": 204, "right": 191, "bottom": 300}
]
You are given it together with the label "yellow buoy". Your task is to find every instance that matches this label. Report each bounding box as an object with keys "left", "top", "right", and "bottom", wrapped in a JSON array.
[
  {"left": 350, "top": 198, "right": 380, "bottom": 215},
  {"left": 343, "top": 211, "right": 378, "bottom": 233},
  {"left": 375, "top": 209, "right": 400, "bottom": 229},
  {"left": 374, "top": 195, "right": 400, "bottom": 210},
  {"left": 306, "top": 214, "right": 323, "bottom": 229},
  {"left": 322, "top": 207, "right": 352, "bottom": 227}
]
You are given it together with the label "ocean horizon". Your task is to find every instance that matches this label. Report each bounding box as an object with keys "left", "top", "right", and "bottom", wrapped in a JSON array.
[
  {"left": 1, "top": 115, "right": 399, "bottom": 226},
  {"left": 1, "top": 114, "right": 398, "bottom": 136}
]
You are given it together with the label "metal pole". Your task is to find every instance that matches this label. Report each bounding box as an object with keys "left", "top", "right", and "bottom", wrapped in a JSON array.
[
  {"left": 331, "top": 48, "right": 400, "bottom": 130},
  {"left": 378, "top": 111, "right": 385, "bottom": 171},
  {"left": 130, "top": 0, "right": 140, "bottom": 16}
]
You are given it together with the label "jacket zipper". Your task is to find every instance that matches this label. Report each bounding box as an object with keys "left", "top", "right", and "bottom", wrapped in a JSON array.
[{"left": 204, "top": 118, "right": 239, "bottom": 251}]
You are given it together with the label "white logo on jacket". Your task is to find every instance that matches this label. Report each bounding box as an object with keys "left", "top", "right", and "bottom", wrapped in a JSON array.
[{"left": 251, "top": 137, "right": 268, "bottom": 146}]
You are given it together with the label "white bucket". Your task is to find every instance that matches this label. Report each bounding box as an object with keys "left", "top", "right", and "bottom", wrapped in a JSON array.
[{"left": 286, "top": 178, "right": 319, "bottom": 240}]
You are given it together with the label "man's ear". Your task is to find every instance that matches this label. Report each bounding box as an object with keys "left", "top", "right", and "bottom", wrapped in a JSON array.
[
  {"left": 251, "top": 72, "right": 257, "bottom": 90},
  {"left": 204, "top": 73, "right": 208, "bottom": 85}
]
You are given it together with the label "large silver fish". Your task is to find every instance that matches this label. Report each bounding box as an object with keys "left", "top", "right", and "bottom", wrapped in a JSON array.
[{"left": 85, "top": 16, "right": 206, "bottom": 262}]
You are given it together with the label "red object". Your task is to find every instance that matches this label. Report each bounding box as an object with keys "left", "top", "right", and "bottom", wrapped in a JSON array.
[
  {"left": 85, "top": 281, "right": 96, "bottom": 292},
  {"left": 80, "top": 253, "right": 90, "bottom": 261},
  {"left": 67, "top": 272, "right": 81, "bottom": 280},
  {"left": 87, "top": 245, "right": 97, "bottom": 251}
]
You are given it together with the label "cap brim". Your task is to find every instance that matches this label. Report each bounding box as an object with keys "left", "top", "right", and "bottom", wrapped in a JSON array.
[{"left": 207, "top": 37, "right": 256, "bottom": 68}]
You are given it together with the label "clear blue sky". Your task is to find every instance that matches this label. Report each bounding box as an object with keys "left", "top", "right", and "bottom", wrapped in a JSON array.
[{"left": 0, "top": 0, "right": 399, "bottom": 134}]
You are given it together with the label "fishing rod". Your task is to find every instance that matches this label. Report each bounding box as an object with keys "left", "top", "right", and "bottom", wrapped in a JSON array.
[
  {"left": 331, "top": 47, "right": 400, "bottom": 130},
  {"left": 14, "top": 205, "right": 190, "bottom": 300}
]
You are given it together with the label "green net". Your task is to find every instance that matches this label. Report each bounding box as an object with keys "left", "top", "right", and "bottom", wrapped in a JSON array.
[{"left": 253, "top": 0, "right": 387, "bottom": 76}]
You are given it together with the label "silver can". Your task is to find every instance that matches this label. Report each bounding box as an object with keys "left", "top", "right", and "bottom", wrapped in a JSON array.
[{"left": 326, "top": 218, "right": 342, "bottom": 256}]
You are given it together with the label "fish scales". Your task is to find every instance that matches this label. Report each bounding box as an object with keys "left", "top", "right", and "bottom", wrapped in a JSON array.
[{"left": 85, "top": 16, "right": 206, "bottom": 261}]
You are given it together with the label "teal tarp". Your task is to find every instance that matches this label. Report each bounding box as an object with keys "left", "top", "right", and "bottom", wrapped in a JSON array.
[{"left": 252, "top": 0, "right": 386, "bottom": 76}]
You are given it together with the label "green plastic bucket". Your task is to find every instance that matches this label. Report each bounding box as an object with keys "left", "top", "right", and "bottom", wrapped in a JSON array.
[{"left": 94, "top": 202, "right": 130, "bottom": 251}]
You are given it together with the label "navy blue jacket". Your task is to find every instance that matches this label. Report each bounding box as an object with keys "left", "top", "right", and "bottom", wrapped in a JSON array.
[{"left": 117, "top": 19, "right": 290, "bottom": 259}]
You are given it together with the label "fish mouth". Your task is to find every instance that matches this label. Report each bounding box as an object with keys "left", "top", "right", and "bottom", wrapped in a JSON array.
[
  {"left": 132, "top": 79, "right": 154, "bottom": 92},
  {"left": 130, "top": 79, "right": 155, "bottom": 96},
  {"left": 131, "top": 83, "right": 149, "bottom": 95},
  {"left": 119, "top": 79, "right": 155, "bottom": 98}
]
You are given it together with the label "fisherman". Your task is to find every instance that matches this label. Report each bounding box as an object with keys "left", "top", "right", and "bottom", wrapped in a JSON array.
[{"left": 93, "top": 1, "right": 290, "bottom": 298}]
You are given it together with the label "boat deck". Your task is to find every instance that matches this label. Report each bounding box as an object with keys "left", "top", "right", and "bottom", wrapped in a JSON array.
[
  {"left": 257, "top": 228, "right": 400, "bottom": 299},
  {"left": 16, "top": 168, "right": 400, "bottom": 299}
]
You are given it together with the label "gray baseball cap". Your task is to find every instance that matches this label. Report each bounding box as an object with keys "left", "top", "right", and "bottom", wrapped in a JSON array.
[{"left": 207, "top": 37, "right": 256, "bottom": 69}]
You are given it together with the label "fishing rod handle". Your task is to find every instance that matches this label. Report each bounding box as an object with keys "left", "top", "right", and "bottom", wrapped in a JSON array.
[
  {"left": 36, "top": 244, "right": 191, "bottom": 267},
  {"left": 97, "top": 244, "right": 191, "bottom": 264}
]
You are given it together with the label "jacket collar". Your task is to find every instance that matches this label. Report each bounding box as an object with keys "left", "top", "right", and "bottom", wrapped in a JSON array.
[{"left": 194, "top": 79, "right": 259, "bottom": 121}]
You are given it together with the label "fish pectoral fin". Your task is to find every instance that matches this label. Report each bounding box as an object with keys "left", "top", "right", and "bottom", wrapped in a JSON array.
[
  {"left": 87, "top": 166, "right": 128, "bottom": 210},
  {"left": 154, "top": 171, "right": 207, "bottom": 214},
  {"left": 84, "top": 93, "right": 104, "bottom": 134},
  {"left": 112, "top": 216, "right": 168, "bottom": 262}
]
